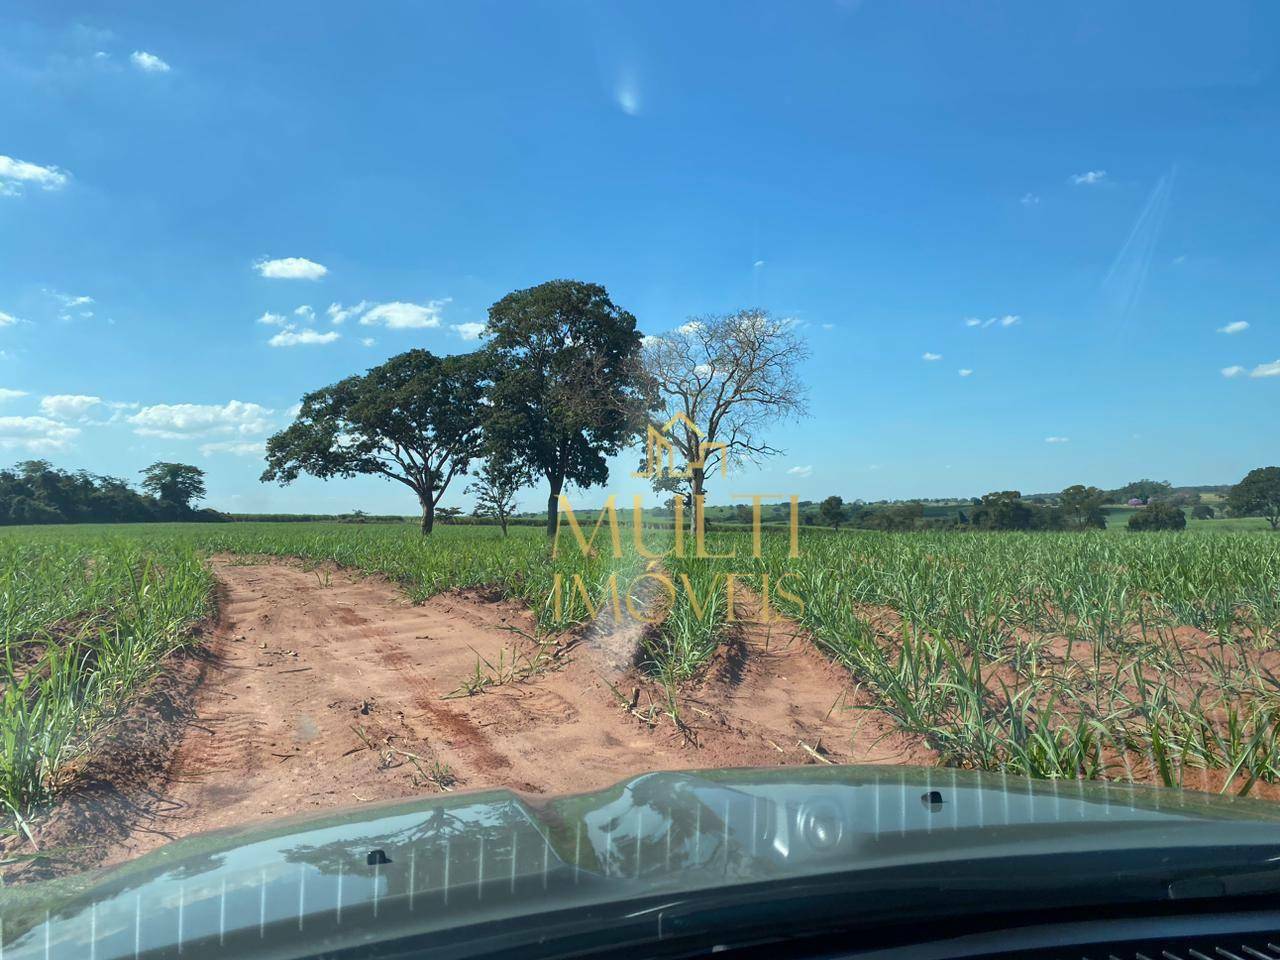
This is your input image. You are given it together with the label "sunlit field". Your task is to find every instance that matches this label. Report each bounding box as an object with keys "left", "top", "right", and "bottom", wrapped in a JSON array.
[{"left": 3, "top": 521, "right": 1280, "bottom": 831}]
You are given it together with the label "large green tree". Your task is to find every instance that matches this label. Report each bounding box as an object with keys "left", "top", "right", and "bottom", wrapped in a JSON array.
[
  {"left": 140, "top": 462, "right": 207, "bottom": 510},
  {"left": 484, "top": 280, "right": 651, "bottom": 536},
  {"left": 1228, "top": 466, "right": 1280, "bottom": 529},
  {"left": 261, "top": 349, "right": 486, "bottom": 534},
  {"left": 1058, "top": 484, "right": 1107, "bottom": 530}
]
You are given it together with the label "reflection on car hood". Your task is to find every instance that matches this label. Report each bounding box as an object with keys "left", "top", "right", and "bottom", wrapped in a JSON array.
[{"left": 3, "top": 766, "right": 1279, "bottom": 959}]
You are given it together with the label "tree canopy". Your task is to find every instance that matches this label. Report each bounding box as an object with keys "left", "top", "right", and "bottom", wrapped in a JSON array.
[
  {"left": 1111, "top": 478, "right": 1172, "bottom": 504},
  {"left": 261, "top": 349, "right": 487, "bottom": 534},
  {"left": 484, "top": 279, "right": 651, "bottom": 536},
  {"left": 141, "top": 462, "right": 207, "bottom": 509},
  {"left": 1058, "top": 484, "right": 1107, "bottom": 530},
  {"left": 1228, "top": 466, "right": 1280, "bottom": 529},
  {"left": 1127, "top": 500, "right": 1186, "bottom": 531},
  {"left": 819, "top": 495, "right": 847, "bottom": 529}
]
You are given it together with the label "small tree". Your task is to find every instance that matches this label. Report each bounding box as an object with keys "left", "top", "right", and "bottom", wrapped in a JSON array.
[
  {"left": 467, "top": 458, "right": 532, "bottom": 536},
  {"left": 140, "top": 462, "right": 206, "bottom": 511},
  {"left": 261, "top": 349, "right": 486, "bottom": 535},
  {"left": 1128, "top": 501, "right": 1186, "bottom": 531},
  {"left": 819, "top": 495, "right": 847, "bottom": 529},
  {"left": 1191, "top": 504, "right": 1215, "bottom": 520},
  {"left": 1228, "top": 466, "right": 1280, "bottom": 529},
  {"left": 1059, "top": 484, "right": 1106, "bottom": 530}
]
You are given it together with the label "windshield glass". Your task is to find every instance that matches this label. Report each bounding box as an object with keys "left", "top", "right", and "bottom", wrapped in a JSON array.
[{"left": 2, "top": 2, "right": 1279, "bottom": 957}]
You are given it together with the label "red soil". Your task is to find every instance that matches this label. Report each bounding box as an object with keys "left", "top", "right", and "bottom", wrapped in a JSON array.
[{"left": 17, "top": 559, "right": 926, "bottom": 877}]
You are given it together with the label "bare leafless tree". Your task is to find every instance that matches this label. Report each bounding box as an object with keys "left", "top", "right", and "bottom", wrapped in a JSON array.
[{"left": 642, "top": 310, "right": 809, "bottom": 528}]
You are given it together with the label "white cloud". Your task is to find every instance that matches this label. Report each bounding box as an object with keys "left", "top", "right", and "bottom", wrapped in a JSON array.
[
  {"left": 1020, "top": 193, "right": 1040, "bottom": 205},
  {"left": 199, "top": 440, "right": 265, "bottom": 457},
  {"left": 360, "top": 337, "right": 376, "bottom": 347},
  {"left": 1217, "top": 321, "right": 1249, "bottom": 335},
  {"left": 1221, "top": 365, "right": 1245, "bottom": 378},
  {"left": 821, "top": 323, "right": 835, "bottom": 331},
  {"left": 1250, "top": 360, "right": 1280, "bottom": 379},
  {"left": 254, "top": 257, "right": 328, "bottom": 280},
  {"left": 753, "top": 259, "right": 766, "bottom": 268},
  {"left": 129, "top": 400, "right": 273, "bottom": 439},
  {"left": 327, "top": 301, "right": 368, "bottom": 325},
  {"left": 0, "top": 310, "right": 21, "bottom": 327},
  {"left": 0, "top": 388, "right": 27, "bottom": 402},
  {"left": 360, "top": 300, "right": 447, "bottom": 329},
  {"left": 46, "top": 290, "right": 93, "bottom": 308},
  {"left": 0, "top": 415, "right": 80, "bottom": 452},
  {"left": 130, "top": 51, "right": 171, "bottom": 73},
  {"left": 452, "top": 322, "right": 486, "bottom": 341},
  {"left": 786, "top": 465, "right": 813, "bottom": 478},
  {"left": 958, "top": 368, "right": 973, "bottom": 377},
  {"left": 676, "top": 320, "right": 703, "bottom": 335},
  {"left": 1044, "top": 436, "right": 1070, "bottom": 444},
  {"left": 268, "top": 326, "right": 340, "bottom": 347},
  {"left": 964, "top": 314, "right": 1019, "bottom": 329},
  {"left": 1071, "top": 170, "right": 1107, "bottom": 185},
  {"left": 921, "top": 352, "right": 942, "bottom": 361},
  {"left": 294, "top": 304, "right": 315, "bottom": 322},
  {"left": 0, "top": 155, "right": 70, "bottom": 195},
  {"left": 256, "top": 311, "right": 288, "bottom": 326},
  {"left": 39, "top": 394, "right": 102, "bottom": 420}
]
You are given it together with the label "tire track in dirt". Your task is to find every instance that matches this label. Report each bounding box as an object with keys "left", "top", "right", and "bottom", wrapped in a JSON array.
[{"left": 47, "top": 559, "right": 927, "bottom": 873}]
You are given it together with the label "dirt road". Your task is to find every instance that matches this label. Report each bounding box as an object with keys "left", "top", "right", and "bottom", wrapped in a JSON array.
[{"left": 43, "top": 560, "right": 930, "bottom": 871}]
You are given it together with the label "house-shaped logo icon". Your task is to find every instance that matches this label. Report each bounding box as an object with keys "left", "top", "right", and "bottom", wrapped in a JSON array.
[{"left": 633, "top": 412, "right": 729, "bottom": 479}]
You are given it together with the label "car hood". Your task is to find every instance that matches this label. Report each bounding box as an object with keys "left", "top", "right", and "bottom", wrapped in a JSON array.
[{"left": 3, "top": 766, "right": 1280, "bottom": 959}]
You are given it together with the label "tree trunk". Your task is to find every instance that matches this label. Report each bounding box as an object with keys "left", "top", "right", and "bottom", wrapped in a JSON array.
[
  {"left": 545, "top": 474, "right": 563, "bottom": 538},
  {"left": 420, "top": 496, "right": 435, "bottom": 536},
  {"left": 499, "top": 514, "right": 509, "bottom": 537},
  {"left": 688, "top": 466, "right": 705, "bottom": 539}
]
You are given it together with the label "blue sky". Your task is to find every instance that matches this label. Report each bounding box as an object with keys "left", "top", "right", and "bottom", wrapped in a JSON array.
[{"left": 1, "top": 1, "right": 1278, "bottom": 515}]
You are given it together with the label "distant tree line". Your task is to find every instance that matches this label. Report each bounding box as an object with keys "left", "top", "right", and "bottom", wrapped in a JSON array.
[
  {"left": 228, "top": 511, "right": 411, "bottom": 524},
  {"left": 795, "top": 487, "right": 1108, "bottom": 533},
  {"left": 795, "top": 467, "right": 1280, "bottom": 534},
  {"left": 0, "top": 460, "right": 226, "bottom": 526}
]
